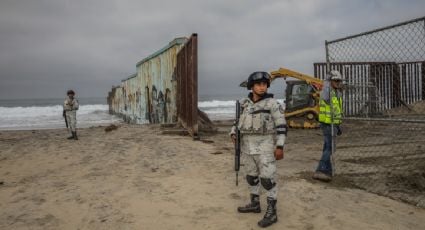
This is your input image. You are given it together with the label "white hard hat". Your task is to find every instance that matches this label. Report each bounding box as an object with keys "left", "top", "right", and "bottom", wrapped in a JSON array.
[{"left": 330, "top": 70, "right": 342, "bottom": 81}]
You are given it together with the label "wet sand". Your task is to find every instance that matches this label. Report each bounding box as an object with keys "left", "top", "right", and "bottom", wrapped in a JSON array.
[{"left": 0, "top": 124, "right": 424, "bottom": 230}]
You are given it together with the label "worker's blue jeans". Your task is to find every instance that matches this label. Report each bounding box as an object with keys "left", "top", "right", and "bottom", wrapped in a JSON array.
[{"left": 316, "top": 123, "right": 338, "bottom": 176}]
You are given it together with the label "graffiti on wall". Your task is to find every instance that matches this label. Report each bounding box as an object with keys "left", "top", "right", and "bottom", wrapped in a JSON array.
[
  {"left": 141, "top": 86, "right": 171, "bottom": 123},
  {"left": 107, "top": 34, "right": 201, "bottom": 138},
  {"left": 108, "top": 37, "right": 187, "bottom": 124}
]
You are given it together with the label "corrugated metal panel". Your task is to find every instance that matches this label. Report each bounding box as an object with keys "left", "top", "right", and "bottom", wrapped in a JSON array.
[
  {"left": 176, "top": 34, "right": 198, "bottom": 139},
  {"left": 138, "top": 38, "right": 187, "bottom": 124},
  {"left": 107, "top": 35, "right": 205, "bottom": 139},
  {"left": 314, "top": 62, "right": 424, "bottom": 116},
  {"left": 107, "top": 36, "right": 190, "bottom": 125}
]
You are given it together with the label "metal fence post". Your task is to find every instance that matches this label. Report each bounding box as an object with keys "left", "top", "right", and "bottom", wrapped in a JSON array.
[{"left": 321, "top": 16, "right": 425, "bottom": 207}]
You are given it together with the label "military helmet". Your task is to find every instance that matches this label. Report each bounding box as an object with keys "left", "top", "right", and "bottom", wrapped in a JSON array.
[
  {"left": 67, "top": 90, "right": 75, "bottom": 95},
  {"left": 247, "top": 71, "right": 271, "bottom": 90}
]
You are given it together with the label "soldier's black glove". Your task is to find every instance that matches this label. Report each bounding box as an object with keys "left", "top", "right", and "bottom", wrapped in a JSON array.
[
  {"left": 62, "top": 110, "right": 66, "bottom": 118},
  {"left": 337, "top": 126, "right": 342, "bottom": 136}
]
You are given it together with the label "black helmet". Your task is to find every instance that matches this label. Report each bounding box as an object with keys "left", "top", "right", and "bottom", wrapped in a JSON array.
[
  {"left": 67, "top": 90, "right": 75, "bottom": 95},
  {"left": 247, "top": 71, "right": 271, "bottom": 90}
]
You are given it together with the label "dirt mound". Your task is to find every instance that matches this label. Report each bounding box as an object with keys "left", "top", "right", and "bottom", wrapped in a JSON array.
[{"left": 387, "top": 100, "right": 425, "bottom": 116}]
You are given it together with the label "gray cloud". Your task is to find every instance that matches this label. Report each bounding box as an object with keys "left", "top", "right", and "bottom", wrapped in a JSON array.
[{"left": 0, "top": 0, "right": 424, "bottom": 99}]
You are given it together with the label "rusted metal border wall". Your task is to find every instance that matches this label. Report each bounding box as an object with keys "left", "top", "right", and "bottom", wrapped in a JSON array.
[
  {"left": 314, "top": 62, "right": 424, "bottom": 116},
  {"left": 107, "top": 34, "right": 204, "bottom": 139},
  {"left": 136, "top": 37, "right": 188, "bottom": 125},
  {"left": 107, "top": 37, "right": 188, "bottom": 124},
  {"left": 176, "top": 34, "right": 198, "bottom": 139},
  {"left": 108, "top": 86, "right": 125, "bottom": 118},
  {"left": 398, "top": 62, "right": 424, "bottom": 104}
]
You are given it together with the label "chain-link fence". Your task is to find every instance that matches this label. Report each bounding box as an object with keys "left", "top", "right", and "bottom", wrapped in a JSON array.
[{"left": 315, "top": 16, "right": 425, "bottom": 207}]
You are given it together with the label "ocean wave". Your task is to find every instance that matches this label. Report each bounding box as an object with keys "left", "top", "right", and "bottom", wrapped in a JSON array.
[
  {"left": 201, "top": 107, "right": 234, "bottom": 114},
  {"left": 198, "top": 99, "right": 284, "bottom": 108},
  {"left": 0, "top": 99, "right": 286, "bottom": 130},
  {"left": 0, "top": 104, "right": 121, "bottom": 130},
  {"left": 198, "top": 100, "right": 235, "bottom": 108},
  {"left": 0, "top": 104, "right": 109, "bottom": 118}
]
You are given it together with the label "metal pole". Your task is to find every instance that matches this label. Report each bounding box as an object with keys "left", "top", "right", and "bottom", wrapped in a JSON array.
[
  {"left": 326, "top": 40, "right": 337, "bottom": 177},
  {"left": 327, "top": 16, "right": 425, "bottom": 45},
  {"left": 326, "top": 40, "right": 331, "bottom": 74}
]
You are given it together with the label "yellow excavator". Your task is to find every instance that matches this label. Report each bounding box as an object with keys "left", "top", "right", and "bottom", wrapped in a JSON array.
[{"left": 241, "top": 67, "right": 324, "bottom": 128}]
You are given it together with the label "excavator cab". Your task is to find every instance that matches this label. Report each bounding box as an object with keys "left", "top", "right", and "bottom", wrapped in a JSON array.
[
  {"left": 282, "top": 80, "right": 321, "bottom": 128},
  {"left": 271, "top": 68, "right": 323, "bottom": 128},
  {"left": 286, "top": 81, "right": 316, "bottom": 112}
]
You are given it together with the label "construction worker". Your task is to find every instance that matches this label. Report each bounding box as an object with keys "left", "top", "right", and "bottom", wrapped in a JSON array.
[
  {"left": 63, "top": 90, "right": 79, "bottom": 140},
  {"left": 230, "top": 71, "right": 287, "bottom": 228},
  {"left": 313, "top": 70, "right": 343, "bottom": 182}
]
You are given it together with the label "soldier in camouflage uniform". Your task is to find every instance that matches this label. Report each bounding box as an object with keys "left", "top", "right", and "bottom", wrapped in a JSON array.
[
  {"left": 230, "top": 71, "right": 287, "bottom": 228},
  {"left": 63, "top": 90, "right": 79, "bottom": 140}
]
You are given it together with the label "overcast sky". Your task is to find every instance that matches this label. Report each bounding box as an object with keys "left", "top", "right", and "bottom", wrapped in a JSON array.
[{"left": 0, "top": 0, "right": 424, "bottom": 99}]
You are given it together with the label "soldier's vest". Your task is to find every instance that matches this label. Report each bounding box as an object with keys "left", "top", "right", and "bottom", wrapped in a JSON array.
[
  {"left": 238, "top": 98, "right": 276, "bottom": 135},
  {"left": 319, "top": 90, "right": 342, "bottom": 124},
  {"left": 64, "top": 99, "right": 79, "bottom": 111}
]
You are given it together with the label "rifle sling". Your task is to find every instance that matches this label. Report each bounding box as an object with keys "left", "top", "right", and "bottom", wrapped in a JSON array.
[{"left": 250, "top": 109, "right": 271, "bottom": 114}]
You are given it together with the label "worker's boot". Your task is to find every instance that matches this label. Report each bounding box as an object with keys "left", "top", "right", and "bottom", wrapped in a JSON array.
[
  {"left": 312, "top": 171, "right": 332, "bottom": 182},
  {"left": 67, "top": 132, "right": 74, "bottom": 140},
  {"left": 257, "top": 197, "right": 277, "bottom": 228},
  {"left": 237, "top": 194, "right": 261, "bottom": 213},
  {"left": 73, "top": 131, "right": 78, "bottom": 140}
]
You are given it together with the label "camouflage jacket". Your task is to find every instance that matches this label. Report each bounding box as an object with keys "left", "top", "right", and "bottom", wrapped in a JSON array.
[
  {"left": 63, "top": 98, "right": 79, "bottom": 111},
  {"left": 231, "top": 93, "right": 287, "bottom": 148}
]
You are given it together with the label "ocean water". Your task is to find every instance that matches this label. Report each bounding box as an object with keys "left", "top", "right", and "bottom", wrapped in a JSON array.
[
  {"left": 0, "top": 94, "right": 285, "bottom": 130},
  {"left": 0, "top": 98, "right": 121, "bottom": 130},
  {"left": 198, "top": 92, "right": 285, "bottom": 121},
  {"left": 198, "top": 94, "right": 241, "bottom": 121}
]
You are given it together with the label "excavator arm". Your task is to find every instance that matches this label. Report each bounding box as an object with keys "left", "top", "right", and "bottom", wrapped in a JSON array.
[
  {"left": 239, "top": 67, "right": 323, "bottom": 90},
  {"left": 270, "top": 67, "right": 323, "bottom": 90}
]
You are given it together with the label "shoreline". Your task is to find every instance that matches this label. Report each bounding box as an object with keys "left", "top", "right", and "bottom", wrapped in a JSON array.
[{"left": 0, "top": 122, "right": 123, "bottom": 132}]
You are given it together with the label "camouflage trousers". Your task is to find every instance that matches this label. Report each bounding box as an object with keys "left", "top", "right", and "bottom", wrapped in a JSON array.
[
  {"left": 242, "top": 152, "right": 278, "bottom": 199},
  {"left": 65, "top": 110, "right": 77, "bottom": 132}
]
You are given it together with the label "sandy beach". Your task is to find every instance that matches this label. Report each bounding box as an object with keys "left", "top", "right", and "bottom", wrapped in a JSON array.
[{"left": 0, "top": 123, "right": 424, "bottom": 230}]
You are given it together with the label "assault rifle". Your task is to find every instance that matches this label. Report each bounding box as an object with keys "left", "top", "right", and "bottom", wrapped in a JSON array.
[
  {"left": 63, "top": 110, "right": 68, "bottom": 128},
  {"left": 234, "top": 100, "right": 241, "bottom": 186}
]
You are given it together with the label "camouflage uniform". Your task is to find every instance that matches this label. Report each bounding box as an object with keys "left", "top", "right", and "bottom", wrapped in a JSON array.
[
  {"left": 63, "top": 98, "right": 79, "bottom": 132},
  {"left": 231, "top": 93, "right": 287, "bottom": 200}
]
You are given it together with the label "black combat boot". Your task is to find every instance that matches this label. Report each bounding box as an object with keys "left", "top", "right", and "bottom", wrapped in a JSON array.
[
  {"left": 237, "top": 194, "right": 261, "bottom": 213},
  {"left": 257, "top": 197, "right": 277, "bottom": 228},
  {"left": 67, "top": 132, "right": 74, "bottom": 140},
  {"left": 73, "top": 131, "right": 78, "bottom": 140}
]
